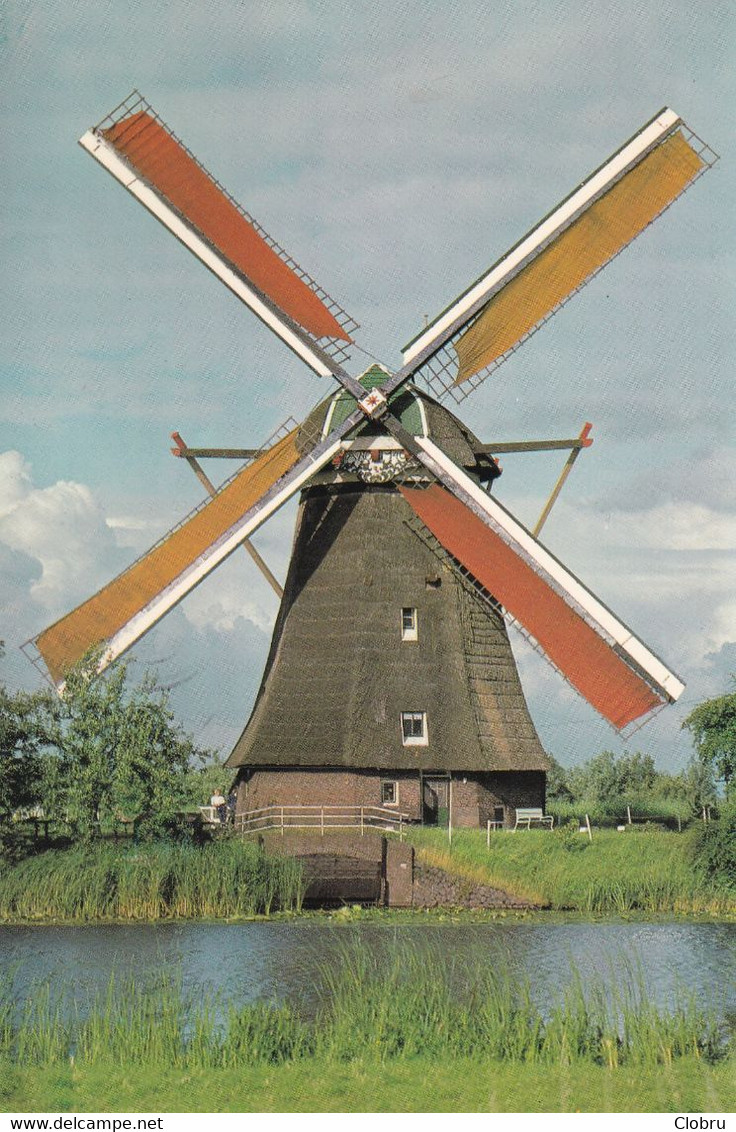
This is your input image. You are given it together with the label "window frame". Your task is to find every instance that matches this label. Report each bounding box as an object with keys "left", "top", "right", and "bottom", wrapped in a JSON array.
[
  {"left": 381, "top": 779, "right": 399, "bottom": 807},
  {"left": 401, "top": 710, "right": 428, "bottom": 746},
  {"left": 401, "top": 606, "right": 418, "bottom": 641}
]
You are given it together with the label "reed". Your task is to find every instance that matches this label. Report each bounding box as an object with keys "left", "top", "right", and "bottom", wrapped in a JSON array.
[
  {"left": 313, "top": 942, "right": 727, "bottom": 1066},
  {"left": 0, "top": 841, "right": 304, "bottom": 921},
  {"left": 2, "top": 945, "right": 729, "bottom": 1070}
]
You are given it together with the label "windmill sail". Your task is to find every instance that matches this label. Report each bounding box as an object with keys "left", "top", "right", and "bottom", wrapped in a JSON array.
[
  {"left": 398, "top": 438, "right": 684, "bottom": 731},
  {"left": 79, "top": 92, "right": 357, "bottom": 376},
  {"left": 402, "top": 108, "right": 717, "bottom": 400},
  {"left": 33, "top": 389, "right": 375, "bottom": 686},
  {"left": 34, "top": 428, "right": 311, "bottom": 684}
]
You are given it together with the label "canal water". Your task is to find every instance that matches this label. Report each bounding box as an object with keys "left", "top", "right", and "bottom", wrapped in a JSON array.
[{"left": 2, "top": 920, "right": 734, "bottom": 1019}]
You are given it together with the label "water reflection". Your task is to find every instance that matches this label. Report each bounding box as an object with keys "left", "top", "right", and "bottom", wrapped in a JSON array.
[{"left": 1, "top": 920, "right": 734, "bottom": 1018}]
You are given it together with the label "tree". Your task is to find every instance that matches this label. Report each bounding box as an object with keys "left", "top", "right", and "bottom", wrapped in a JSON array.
[
  {"left": 564, "top": 749, "right": 661, "bottom": 812},
  {"left": 544, "top": 754, "right": 573, "bottom": 802},
  {"left": 0, "top": 643, "right": 57, "bottom": 858},
  {"left": 569, "top": 750, "right": 620, "bottom": 805},
  {"left": 682, "top": 682, "right": 736, "bottom": 798},
  {"left": 616, "top": 751, "right": 656, "bottom": 796},
  {"left": 51, "top": 655, "right": 211, "bottom": 841},
  {"left": 682, "top": 756, "right": 718, "bottom": 815}
]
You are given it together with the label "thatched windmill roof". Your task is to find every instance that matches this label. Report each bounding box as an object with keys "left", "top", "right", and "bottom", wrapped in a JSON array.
[{"left": 227, "top": 375, "right": 549, "bottom": 774}]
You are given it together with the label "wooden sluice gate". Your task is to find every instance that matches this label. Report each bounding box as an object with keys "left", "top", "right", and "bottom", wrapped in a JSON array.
[{"left": 258, "top": 831, "right": 414, "bottom": 907}]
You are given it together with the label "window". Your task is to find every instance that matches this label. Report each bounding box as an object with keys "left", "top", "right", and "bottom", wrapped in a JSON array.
[
  {"left": 401, "top": 711, "right": 428, "bottom": 746},
  {"left": 381, "top": 780, "right": 398, "bottom": 806},
  {"left": 401, "top": 607, "right": 418, "bottom": 641}
]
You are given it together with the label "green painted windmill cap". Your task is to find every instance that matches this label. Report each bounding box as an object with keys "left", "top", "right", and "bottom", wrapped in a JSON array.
[
  {"left": 328, "top": 365, "right": 425, "bottom": 436},
  {"left": 296, "top": 364, "right": 492, "bottom": 477}
]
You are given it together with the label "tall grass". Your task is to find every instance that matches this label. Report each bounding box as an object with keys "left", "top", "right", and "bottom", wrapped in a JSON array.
[
  {"left": 0, "top": 945, "right": 728, "bottom": 1069},
  {"left": 0, "top": 841, "right": 304, "bottom": 921},
  {"left": 409, "top": 827, "right": 734, "bottom": 914}
]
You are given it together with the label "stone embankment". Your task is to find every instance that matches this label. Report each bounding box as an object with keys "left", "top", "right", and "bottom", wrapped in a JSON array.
[{"left": 412, "top": 861, "right": 538, "bottom": 910}]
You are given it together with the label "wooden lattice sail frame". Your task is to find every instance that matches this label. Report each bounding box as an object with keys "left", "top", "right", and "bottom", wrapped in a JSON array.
[{"left": 27, "top": 98, "right": 717, "bottom": 735}]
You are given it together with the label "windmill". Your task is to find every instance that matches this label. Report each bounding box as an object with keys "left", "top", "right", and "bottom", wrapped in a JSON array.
[{"left": 26, "top": 94, "right": 717, "bottom": 830}]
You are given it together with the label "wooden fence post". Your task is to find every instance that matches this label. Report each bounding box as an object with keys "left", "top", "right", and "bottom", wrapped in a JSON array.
[
  {"left": 585, "top": 813, "right": 592, "bottom": 842},
  {"left": 448, "top": 777, "right": 453, "bottom": 847},
  {"left": 487, "top": 819, "right": 491, "bottom": 849},
  {"left": 280, "top": 806, "right": 284, "bottom": 836}
]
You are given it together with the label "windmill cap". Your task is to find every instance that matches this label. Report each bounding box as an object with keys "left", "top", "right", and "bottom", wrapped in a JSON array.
[{"left": 297, "top": 368, "right": 498, "bottom": 484}]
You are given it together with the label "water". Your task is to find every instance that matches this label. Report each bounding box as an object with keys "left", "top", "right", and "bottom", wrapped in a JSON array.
[{"left": 1, "top": 920, "right": 734, "bottom": 1019}]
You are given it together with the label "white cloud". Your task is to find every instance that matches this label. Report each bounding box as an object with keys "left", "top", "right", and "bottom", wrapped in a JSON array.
[
  {"left": 183, "top": 570, "right": 278, "bottom": 636},
  {"left": 0, "top": 447, "right": 278, "bottom": 755},
  {"left": 177, "top": 503, "right": 294, "bottom": 635},
  {"left": 607, "top": 446, "right": 736, "bottom": 516},
  {"left": 0, "top": 450, "right": 123, "bottom": 615},
  {"left": 595, "top": 502, "right": 734, "bottom": 552},
  {"left": 0, "top": 451, "right": 34, "bottom": 517}
]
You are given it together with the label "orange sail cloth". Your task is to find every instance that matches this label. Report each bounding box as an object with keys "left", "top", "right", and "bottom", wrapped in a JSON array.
[
  {"left": 102, "top": 112, "right": 349, "bottom": 343},
  {"left": 454, "top": 130, "right": 703, "bottom": 385},
  {"left": 399, "top": 484, "right": 662, "bottom": 730},
  {"left": 36, "top": 430, "right": 301, "bottom": 684}
]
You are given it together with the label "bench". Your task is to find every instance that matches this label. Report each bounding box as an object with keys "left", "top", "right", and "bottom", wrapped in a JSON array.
[{"left": 513, "top": 807, "right": 554, "bottom": 830}]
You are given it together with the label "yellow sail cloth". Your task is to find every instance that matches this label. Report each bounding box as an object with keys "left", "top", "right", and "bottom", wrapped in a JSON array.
[
  {"left": 454, "top": 131, "right": 704, "bottom": 385},
  {"left": 36, "top": 430, "right": 301, "bottom": 683}
]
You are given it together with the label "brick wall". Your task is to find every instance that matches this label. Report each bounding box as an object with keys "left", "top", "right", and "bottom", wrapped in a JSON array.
[
  {"left": 234, "top": 767, "right": 546, "bottom": 830},
  {"left": 450, "top": 775, "right": 481, "bottom": 827},
  {"left": 236, "top": 767, "right": 424, "bottom": 821},
  {"left": 476, "top": 771, "right": 547, "bottom": 829}
]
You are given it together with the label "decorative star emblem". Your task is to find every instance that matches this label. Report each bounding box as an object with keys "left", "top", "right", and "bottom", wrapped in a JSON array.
[{"left": 357, "top": 387, "right": 388, "bottom": 418}]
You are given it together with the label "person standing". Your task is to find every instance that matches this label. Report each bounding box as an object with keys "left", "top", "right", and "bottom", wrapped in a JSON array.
[{"left": 210, "top": 788, "right": 227, "bottom": 824}]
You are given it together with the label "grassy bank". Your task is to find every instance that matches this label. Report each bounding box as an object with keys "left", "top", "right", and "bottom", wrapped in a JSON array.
[
  {"left": 410, "top": 827, "right": 734, "bottom": 914},
  {"left": 1, "top": 827, "right": 732, "bottom": 922},
  {"left": 4, "top": 1057, "right": 734, "bottom": 1113},
  {"left": 0, "top": 841, "right": 304, "bottom": 921},
  {"left": 1, "top": 945, "right": 732, "bottom": 1112}
]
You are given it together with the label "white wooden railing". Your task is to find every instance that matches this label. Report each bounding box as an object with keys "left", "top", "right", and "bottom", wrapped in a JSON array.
[{"left": 234, "top": 804, "right": 410, "bottom": 839}]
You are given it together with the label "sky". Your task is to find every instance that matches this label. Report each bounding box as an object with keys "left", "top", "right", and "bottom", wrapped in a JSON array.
[{"left": 1, "top": 0, "right": 733, "bottom": 772}]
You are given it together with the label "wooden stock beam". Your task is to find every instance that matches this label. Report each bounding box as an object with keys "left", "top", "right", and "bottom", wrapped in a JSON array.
[
  {"left": 476, "top": 433, "right": 594, "bottom": 455},
  {"left": 533, "top": 422, "right": 593, "bottom": 536},
  {"left": 172, "top": 442, "right": 260, "bottom": 460},
  {"left": 171, "top": 432, "right": 283, "bottom": 598}
]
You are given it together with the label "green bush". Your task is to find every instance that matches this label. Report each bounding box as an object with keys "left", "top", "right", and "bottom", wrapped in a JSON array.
[
  {"left": 556, "top": 821, "right": 589, "bottom": 853},
  {"left": 692, "top": 802, "right": 736, "bottom": 890}
]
